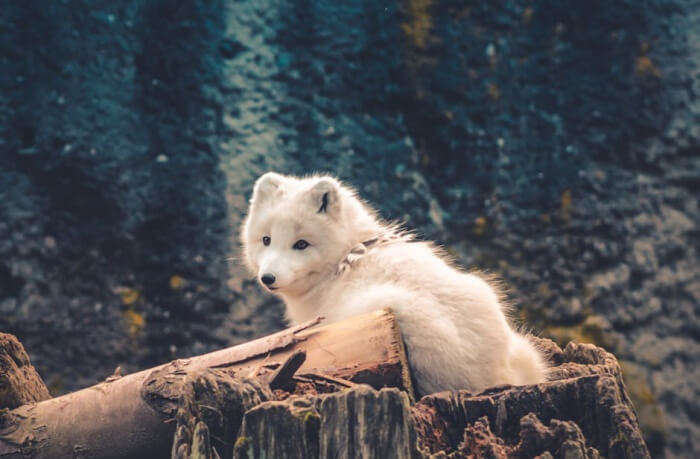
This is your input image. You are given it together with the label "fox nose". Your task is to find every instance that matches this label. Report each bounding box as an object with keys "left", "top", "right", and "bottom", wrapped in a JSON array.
[{"left": 261, "top": 273, "right": 276, "bottom": 286}]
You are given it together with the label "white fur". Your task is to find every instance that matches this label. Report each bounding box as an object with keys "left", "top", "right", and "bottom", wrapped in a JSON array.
[{"left": 241, "top": 172, "right": 548, "bottom": 395}]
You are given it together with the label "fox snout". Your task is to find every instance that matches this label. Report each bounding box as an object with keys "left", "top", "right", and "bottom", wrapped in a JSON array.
[
  {"left": 257, "top": 254, "right": 281, "bottom": 290},
  {"left": 260, "top": 273, "right": 276, "bottom": 286}
]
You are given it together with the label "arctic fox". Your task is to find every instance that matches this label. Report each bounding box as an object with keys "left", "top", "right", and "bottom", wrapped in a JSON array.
[{"left": 241, "top": 172, "right": 547, "bottom": 395}]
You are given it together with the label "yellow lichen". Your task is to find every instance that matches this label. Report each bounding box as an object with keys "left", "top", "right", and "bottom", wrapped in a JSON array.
[
  {"left": 560, "top": 189, "right": 572, "bottom": 220},
  {"left": 116, "top": 287, "right": 140, "bottom": 305},
  {"left": 122, "top": 309, "right": 146, "bottom": 336},
  {"left": 401, "top": 0, "right": 434, "bottom": 49},
  {"left": 487, "top": 83, "right": 500, "bottom": 100},
  {"left": 635, "top": 55, "right": 661, "bottom": 78},
  {"left": 473, "top": 216, "right": 488, "bottom": 236},
  {"left": 169, "top": 274, "right": 186, "bottom": 290},
  {"left": 234, "top": 436, "right": 251, "bottom": 449}
]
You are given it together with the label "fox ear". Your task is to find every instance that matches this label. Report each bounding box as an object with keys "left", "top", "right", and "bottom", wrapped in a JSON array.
[
  {"left": 309, "top": 178, "right": 340, "bottom": 217},
  {"left": 251, "top": 172, "right": 284, "bottom": 208}
]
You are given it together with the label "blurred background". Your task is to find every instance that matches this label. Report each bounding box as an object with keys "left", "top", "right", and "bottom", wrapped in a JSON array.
[{"left": 0, "top": 1, "right": 698, "bottom": 457}]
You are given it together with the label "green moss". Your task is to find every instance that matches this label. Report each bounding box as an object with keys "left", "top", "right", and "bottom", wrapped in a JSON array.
[
  {"left": 302, "top": 410, "right": 320, "bottom": 424},
  {"left": 234, "top": 436, "right": 250, "bottom": 448},
  {"left": 233, "top": 435, "right": 253, "bottom": 459}
]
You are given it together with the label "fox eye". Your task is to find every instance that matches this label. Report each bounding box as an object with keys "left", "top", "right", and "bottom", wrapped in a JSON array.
[
  {"left": 292, "top": 239, "right": 309, "bottom": 250},
  {"left": 262, "top": 236, "right": 271, "bottom": 246}
]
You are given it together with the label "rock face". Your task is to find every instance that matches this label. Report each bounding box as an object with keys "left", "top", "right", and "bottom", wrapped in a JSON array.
[
  {"left": 1, "top": 0, "right": 697, "bottom": 456},
  {"left": 1, "top": 0, "right": 256, "bottom": 397}
]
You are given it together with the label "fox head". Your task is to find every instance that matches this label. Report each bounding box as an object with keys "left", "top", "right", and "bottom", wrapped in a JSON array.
[{"left": 241, "top": 173, "right": 379, "bottom": 297}]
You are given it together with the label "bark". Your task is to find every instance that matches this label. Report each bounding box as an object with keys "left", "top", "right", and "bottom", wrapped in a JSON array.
[
  {"left": 0, "top": 308, "right": 412, "bottom": 458},
  {"left": 0, "top": 333, "right": 50, "bottom": 410}
]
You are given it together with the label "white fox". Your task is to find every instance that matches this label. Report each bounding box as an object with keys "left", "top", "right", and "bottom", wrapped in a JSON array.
[{"left": 241, "top": 172, "right": 547, "bottom": 395}]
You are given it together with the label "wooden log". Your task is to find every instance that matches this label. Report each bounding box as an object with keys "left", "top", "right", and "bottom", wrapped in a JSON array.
[
  {"left": 0, "top": 333, "right": 51, "bottom": 410},
  {"left": 0, "top": 308, "right": 413, "bottom": 458}
]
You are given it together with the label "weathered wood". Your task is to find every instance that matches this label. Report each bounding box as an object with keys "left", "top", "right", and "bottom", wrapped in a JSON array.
[
  {"left": 0, "top": 333, "right": 50, "bottom": 410},
  {"left": 0, "top": 308, "right": 413, "bottom": 458},
  {"left": 233, "top": 386, "right": 419, "bottom": 459},
  {"left": 267, "top": 350, "right": 307, "bottom": 391},
  {"left": 169, "top": 367, "right": 275, "bottom": 459}
]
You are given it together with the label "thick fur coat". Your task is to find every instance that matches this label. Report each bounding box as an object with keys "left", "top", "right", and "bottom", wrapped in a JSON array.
[{"left": 241, "top": 172, "right": 547, "bottom": 395}]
